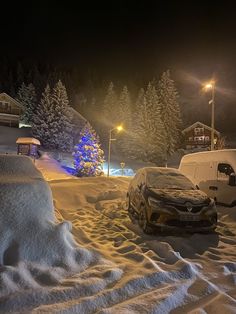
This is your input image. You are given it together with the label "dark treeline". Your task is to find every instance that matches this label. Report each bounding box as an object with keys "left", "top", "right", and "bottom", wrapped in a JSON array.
[
  {"left": 1, "top": 60, "right": 235, "bottom": 136},
  {"left": 13, "top": 63, "right": 182, "bottom": 165}
]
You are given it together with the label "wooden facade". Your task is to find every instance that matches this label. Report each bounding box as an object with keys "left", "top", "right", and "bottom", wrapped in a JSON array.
[
  {"left": 0, "top": 93, "right": 23, "bottom": 127},
  {"left": 182, "top": 122, "right": 220, "bottom": 149}
]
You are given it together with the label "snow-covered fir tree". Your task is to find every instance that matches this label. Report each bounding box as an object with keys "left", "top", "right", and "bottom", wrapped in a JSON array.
[
  {"left": 32, "top": 81, "right": 74, "bottom": 152},
  {"left": 103, "top": 82, "right": 118, "bottom": 124},
  {"left": 129, "top": 83, "right": 167, "bottom": 164},
  {"left": 157, "top": 70, "right": 182, "bottom": 157},
  {"left": 117, "top": 85, "right": 132, "bottom": 154},
  {"left": 17, "top": 83, "right": 37, "bottom": 125},
  {"left": 101, "top": 82, "right": 119, "bottom": 147},
  {"left": 32, "top": 85, "right": 54, "bottom": 148},
  {"left": 73, "top": 123, "right": 104, "bottom": 177},
  {"left": 50, "top": 80, "right": 74, "bottom": 152},
  {"left": 118, "top": 86, "right": 132, "bottom": 128}
]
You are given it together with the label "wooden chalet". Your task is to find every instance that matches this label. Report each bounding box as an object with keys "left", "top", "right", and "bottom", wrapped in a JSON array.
[
  {"left": 0, "top": 93, "right": 23, "bottom": 127},
  {"left": 182, "top": 121, "right": 220, "bottom": 149}
]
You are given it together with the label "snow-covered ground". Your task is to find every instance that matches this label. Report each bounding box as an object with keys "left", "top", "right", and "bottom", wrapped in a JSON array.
[{"left": 1, "top": 155, "right": 236, "bottom": 313}]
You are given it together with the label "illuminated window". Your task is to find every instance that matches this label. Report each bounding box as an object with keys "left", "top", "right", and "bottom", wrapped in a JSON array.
[
  {"left": 194, "top": 136, "right": 204, "bottom": 142},
  {"left": 194, "top": 127, "right": 204, "bottom": 135},
  {"left": 0, "top": 101, "right": 9, "bottom": 110}
]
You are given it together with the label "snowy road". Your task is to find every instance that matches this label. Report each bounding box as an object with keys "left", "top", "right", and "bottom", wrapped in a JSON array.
[
  {"left": 1, "top": 157, "right": 236, "bottom": 313},
  {"left": 48, "top": 176, "right": 236, "bottom": 313}
]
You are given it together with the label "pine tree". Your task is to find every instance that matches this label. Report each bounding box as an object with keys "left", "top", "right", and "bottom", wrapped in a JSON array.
[
  {"left": 17, "top": 83, "right": 37, "bottom": 125},
  {"left": 32, "top": 85, "right": 54, "bottom": 148},
  {"left": 31, "top": 64, "right": 45, "bottom": 97},
  {"left": 50, "top": 80, "right": 74, "bottom": 152},
  {"left": 73, "top": 123, "right": 105, "bottom": 177},
  {"left": 103, "top": 82, "right": 118, "bottom": 126},
  {"left": 118, "top": 86, "right": 132, "bottom": 128},
  {"left": 157, "top": 70, "right": 182, "bottom": 157},
  {"left": 117, "top": 85, "right": 132, "bottom": 154},
  {"left": 128, "top": 83, "right": 167, "bottom": 164},
  {"left": 100, "top": 82, "right": 119, "bottom": 148},
  {"left": 32, "top": 81, "right": 74, "bottom": 152}
]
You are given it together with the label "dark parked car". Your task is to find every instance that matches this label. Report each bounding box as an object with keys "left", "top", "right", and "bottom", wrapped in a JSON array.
[{"left": 126, "top": 167, "right": 217, "bottom": 234}]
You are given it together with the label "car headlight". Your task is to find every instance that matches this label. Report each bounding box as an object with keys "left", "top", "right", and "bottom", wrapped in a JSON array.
[
  {"left": 148, "top": 197, "right": 163, "bottom": 207},
  {"left": 148, "top": 197, "right": 173, "bottom": 214}
]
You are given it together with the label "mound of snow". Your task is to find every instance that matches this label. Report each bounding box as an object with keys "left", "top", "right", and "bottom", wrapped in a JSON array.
[{"left": 0, "top": 155, "right": 101, "bottom": 297}]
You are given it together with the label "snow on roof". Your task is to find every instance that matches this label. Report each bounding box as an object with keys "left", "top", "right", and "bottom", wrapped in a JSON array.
[
  {"left": 0, "top": 92, "right": 23, "bottom": 109},
  {"left": 182, "top": 121, "right": 220, "bottom": 136},
  {"left": 16, "top": 137, "right": 41, "bottom": 145},
  {"left": 180, "top": 149, "right": 236, "bottom": 164},
  {"left": 139, "top": 167, "right": 180, "bottom": 174}
]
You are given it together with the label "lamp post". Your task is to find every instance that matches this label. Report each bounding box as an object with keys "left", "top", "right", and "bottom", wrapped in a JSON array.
[
  {"left": 107, "top": 125, "right": 123, "bottom": 177},
  {"left": 205, "top": 81, "right": 215, "bottom": 151}
]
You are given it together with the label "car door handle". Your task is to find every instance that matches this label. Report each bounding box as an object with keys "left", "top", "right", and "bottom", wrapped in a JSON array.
[{"left": 209, "top": 186, "right": 218, "bottom": 191}]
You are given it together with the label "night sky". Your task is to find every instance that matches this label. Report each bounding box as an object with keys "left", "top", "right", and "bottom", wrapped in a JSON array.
[{"left": 2, "top": 1, "right": 236, "bottom": 131}]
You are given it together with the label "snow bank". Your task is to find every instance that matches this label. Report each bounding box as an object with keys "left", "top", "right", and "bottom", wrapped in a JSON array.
[{"left": 0, "top": 155, "right": 103, "bottom": 302}]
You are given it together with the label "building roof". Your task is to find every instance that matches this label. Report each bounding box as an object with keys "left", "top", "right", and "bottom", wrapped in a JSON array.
[
  {"left": 0, "top": 92, "right": 23, "bottom": 109},
  {"left": 16, "top": 137, "right": 41, "bottom": 145},
  {"left": 182, "top": 121, "right": 220, "bottom": 136}
]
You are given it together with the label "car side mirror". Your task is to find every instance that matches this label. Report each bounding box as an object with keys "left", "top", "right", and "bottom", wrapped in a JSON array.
[{"left": 229, "top": 173, "right": 236, "bottom": 186}]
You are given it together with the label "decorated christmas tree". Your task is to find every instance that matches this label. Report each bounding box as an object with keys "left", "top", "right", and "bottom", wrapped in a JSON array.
[{"left": 73, "top": 123, "right": 105, "bottom": 177}]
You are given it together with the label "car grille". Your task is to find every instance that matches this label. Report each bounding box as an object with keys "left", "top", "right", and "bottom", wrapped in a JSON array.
[
  {"left": 173, "top": 204, "right": 204, "bottom": 213},
  {"left": 166, "top": 219, "right": 212, "bottom": 228}
]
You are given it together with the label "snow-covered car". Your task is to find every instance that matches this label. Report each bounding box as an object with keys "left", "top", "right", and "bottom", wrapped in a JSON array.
[{"left": 126, "top": 167, "right": 217, "bottom": 234}]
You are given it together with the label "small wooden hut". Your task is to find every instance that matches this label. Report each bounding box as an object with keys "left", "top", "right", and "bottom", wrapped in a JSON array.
[{"left": 16, "top": 137, "right": 41, "bottom": 159}]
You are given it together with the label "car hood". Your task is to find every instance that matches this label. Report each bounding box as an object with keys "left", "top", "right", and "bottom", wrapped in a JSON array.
[{"left": 149, "top": 188, "right": 210, "bottom": 205}]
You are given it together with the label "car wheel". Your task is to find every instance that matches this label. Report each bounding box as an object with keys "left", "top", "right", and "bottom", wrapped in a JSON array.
[{"left": 138, "top": 206, "right": 154, "bottom": 234}]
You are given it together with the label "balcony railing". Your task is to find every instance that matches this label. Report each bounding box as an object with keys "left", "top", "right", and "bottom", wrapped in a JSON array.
[
  {"left": 186, "top": 140, "right": 210, "bottom": 146},
  {"left": 0, "top": 108, "right": 21, "bottom": 115}
]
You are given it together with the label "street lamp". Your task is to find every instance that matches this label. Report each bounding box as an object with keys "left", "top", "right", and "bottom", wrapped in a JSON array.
[
  {"left": 204, "top": 81, "right": 215, "bottom": 151},
  {"left": 107, "top": 125, "right": 123, "bottom": 177}
]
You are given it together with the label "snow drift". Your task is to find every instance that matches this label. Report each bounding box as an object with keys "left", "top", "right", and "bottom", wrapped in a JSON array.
[{"left": 0, "top": 155, "right": 102, "bottom": 302}]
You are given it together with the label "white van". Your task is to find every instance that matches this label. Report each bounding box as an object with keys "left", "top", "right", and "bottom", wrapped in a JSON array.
[{"left": 179, "top": 149, "right": 236, "bottom": 206}]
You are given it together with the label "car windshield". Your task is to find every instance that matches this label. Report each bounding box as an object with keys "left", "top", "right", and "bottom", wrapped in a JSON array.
[{"left": 147, "top": 170, "right": 195, "bottom": 190}]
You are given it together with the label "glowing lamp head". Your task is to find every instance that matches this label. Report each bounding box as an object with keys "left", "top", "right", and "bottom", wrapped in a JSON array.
[
  {"left": 117, "top": 125, "right": 123, "bottom": 132},
  {"left": 204, "top": 81, "right": 215, "bottom": 90}
]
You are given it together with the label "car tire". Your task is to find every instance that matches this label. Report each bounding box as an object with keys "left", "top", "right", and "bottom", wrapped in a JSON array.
[{"left": 138, "top": 206, "right": 155, "bottom": 234}]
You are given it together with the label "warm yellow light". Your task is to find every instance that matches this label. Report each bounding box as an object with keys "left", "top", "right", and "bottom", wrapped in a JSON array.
[
  {"left": 205, "top": 81, "right": 215, "bottom": 89},
  {"left": 117, "top": 125, "right": 123, "bottom": 131}
]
